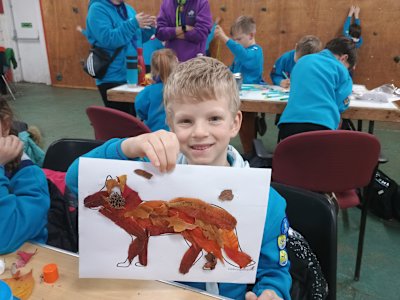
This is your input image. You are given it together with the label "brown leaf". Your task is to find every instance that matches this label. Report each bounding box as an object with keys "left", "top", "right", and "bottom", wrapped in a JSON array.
[
  {"left": 134, "top": 169, "right": 153, "bottom": 180},
  {"left": 218, "top": 189, "right": 234, "bottom": 201}
]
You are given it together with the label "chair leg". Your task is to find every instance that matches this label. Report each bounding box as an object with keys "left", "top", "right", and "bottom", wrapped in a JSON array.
[
  {"left": 1, "top": 75, "right": 16, "bottom": 100},
  {"left": 354, "top": 191, "right": 371, "bottom": 281}
]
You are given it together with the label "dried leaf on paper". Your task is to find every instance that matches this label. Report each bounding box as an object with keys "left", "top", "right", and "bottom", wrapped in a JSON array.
[
  {"left": 134, "top": 169, "right": 153, "bottom": 180},
  {"left": 3, "top": 269, "right": 35, "bottom": 300},
  {"left": 16, "top": 249, "right": 38, "bottom": 268},
  {"left": 166, "top": 215, "right": 196, "bottom": 232},
  {"left": 218, "top": 189, "right": 234, "bottom": 201}
]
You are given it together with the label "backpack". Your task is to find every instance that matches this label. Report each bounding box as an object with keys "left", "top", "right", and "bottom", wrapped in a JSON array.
[
  {"left": 46, "top": 179, "right": 78, "bottom": 252},
  {"left": 368, "top": 169, "right": 399, "bottom": 220},
  {"left": 287, "top": 228, "right": 328, "bottom": 300}
]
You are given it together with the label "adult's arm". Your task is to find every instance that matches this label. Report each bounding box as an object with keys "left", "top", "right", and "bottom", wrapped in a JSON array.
[
  {"left": 183, "top": 0, "right": 212, "bottom": 44},
  {"left": 156, "top": 1, "right": 177, "bottom": 42},
  {"left": 87, "top": 2, "right": 140, "bottom": 48}
]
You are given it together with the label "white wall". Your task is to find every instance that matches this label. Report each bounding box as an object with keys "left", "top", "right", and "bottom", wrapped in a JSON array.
[{"left": 0, "top": 0, "right": 50, "bottom": 84}]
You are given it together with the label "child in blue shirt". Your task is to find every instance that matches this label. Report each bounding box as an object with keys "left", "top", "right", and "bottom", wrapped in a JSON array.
[
  {"left": 270, "top": 35, "right": 322, "bottom": 89},
  {"left": 66, "top": 57, "right": 291, "bottom": 300},
  {"left": 135, "top": 49, "right": 178, "bottom": 132},
  {"left": 278, "top": 37, "right": 357, "bottom": 141},
  {"left": 343, "top": 5, "right": 363, "bottom": 48},
  {"left": 214, "top": 16, "right": 263, "bottom": 84},
  {"left": 0, "top": 99, "right": 50, "bottom": 254}
]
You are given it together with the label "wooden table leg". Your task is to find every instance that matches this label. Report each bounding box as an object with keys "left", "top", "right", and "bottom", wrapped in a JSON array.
[{"left": 239, "top": 112, "right": 257, "bottom": 155}]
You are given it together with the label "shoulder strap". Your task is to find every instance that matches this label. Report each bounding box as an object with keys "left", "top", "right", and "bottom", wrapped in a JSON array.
[{"left": 109, "top": 46, "right": 124, "bottom": 62}]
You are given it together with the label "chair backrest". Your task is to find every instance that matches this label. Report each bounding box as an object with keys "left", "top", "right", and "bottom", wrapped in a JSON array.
[
  {"left": 272, "top": 182, "right": 337, "bottom": 300},
  {"left": 43, "top": 138, "right": 104, "bottom": 172},
  {"left": 272, "top": 130, "right": 380, "bottom": 193},
  {"left": 86, "top": 106, "right": 151, "bottom": 141}
]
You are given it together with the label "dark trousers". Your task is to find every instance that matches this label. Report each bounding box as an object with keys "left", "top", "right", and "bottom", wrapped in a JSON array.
[
  {"left": 278, "top": 123, "right": 330, "bottom": 142},
  {"left": 97, "top": 82, "right": 135, "bottom": 116}
]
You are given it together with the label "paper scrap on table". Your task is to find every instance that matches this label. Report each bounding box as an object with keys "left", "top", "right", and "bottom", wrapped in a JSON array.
[{"left": 78, "top": 158, "right": 271, "bottom": 284}]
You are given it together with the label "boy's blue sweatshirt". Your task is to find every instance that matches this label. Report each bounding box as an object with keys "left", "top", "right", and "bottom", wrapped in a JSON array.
[
  {"left": 85, "top": 0, "right": 155, "bottom": 85},
  {"left": 279, "top": 49, "right": 352, "bottom": 130},
  {"left": 270, "top": 49, "right": 296, "bottom": 86},
  {"left": 65, "top": 139, "right": 292, "bottom": 300},
  {"left": 343, "top": 17, "right": 363, "bottom": 48},
  {"left": 227, "top": 40, "right": 264, "bottom": 84},
  {"left": 135, "top": 82, "right": 169, "bottom": 132},
  {"left": 0, "top": 154, "right": 50, "bottom": 254}
]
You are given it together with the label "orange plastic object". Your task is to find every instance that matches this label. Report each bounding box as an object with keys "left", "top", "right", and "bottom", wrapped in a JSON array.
[{"left": 42, "top": 263, "right": 59, "bottom": 283}]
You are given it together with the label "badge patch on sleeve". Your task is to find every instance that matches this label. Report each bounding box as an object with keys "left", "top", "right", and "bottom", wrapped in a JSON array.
[
  {"left": 279, "top": 249, "right": 288, "bottom": 266},
  {"left": 281, "top": 217, "right": 289, "bottom": 235},
  {"left": 278, "top": 234, "right": 287, "bottom": 250}
]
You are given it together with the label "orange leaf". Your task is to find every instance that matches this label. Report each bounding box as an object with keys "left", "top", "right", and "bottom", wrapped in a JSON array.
[{"left": 3, "top": 269, "right": 35, "bottom": 300}]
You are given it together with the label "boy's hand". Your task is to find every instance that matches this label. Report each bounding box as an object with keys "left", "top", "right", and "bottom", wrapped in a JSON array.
[
  {"left": 245, "top": 290, "right": 283, "bottom": 300},
  {"left": 0, "top": 136, "right": 23, "bottom": 166},
  {"left": 354, "top": 6, "right": 360, "bottom": 18},
  {"left": 348, "top": 5, "right": 355, "bottom": 17},
  {"left": 215, "top": 25, "right": 229, "bottom": 43},
  {"left": 121, "top": 130, "right": 180, "bottom": 173},
  {"left": 280, "top": 79, "right": 290, "bottom": 89}
]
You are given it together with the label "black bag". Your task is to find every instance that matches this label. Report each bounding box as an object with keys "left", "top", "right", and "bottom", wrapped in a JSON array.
[
  {"left": 83, "top": 45, "right": 123, "bottom": 79},
  {"left": 46, "top": 179, "right": 78, "bottom": 252},
  {"left": 368, "top": 169, "right": 399, "bottom": 220},
  {"left": 287, "top": 228, "right": 328, "bottom": 300}
]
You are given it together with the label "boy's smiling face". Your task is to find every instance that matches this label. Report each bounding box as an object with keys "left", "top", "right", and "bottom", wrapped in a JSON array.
[{"left": 169, "top": 97, "right": 242, "bottom": 167}]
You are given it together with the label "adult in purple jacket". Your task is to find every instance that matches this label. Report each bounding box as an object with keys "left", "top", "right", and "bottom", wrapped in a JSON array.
[{"left": 156, "top": 0, "right": 212, "bottom": 62}]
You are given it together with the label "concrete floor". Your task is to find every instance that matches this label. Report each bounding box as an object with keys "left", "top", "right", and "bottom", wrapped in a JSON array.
[{"left": 7, "top": 83, "right": 400, "bottom": 299}]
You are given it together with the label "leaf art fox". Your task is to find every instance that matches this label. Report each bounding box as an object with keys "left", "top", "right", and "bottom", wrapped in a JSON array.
[{"left": 84, "top": 175, "right": 254, "bottom": 274}]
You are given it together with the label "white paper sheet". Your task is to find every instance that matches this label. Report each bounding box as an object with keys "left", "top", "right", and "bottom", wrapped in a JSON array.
[{"left": 78, "top": 158, "right": 271, "bottom": 284}]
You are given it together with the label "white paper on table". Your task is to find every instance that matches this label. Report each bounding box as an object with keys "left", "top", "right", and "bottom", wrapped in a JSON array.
[{"left": 78, "top": 158, "right": 271, "bottom": 284}]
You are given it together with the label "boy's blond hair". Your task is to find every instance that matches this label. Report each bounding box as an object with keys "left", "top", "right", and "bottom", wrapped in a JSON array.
[
  {"left": 230, "top": 16, "right": 256, "bottom": 36},
  {"left": 295, "top": 35, "right": 322, "bottom": 59},
  {"left": 163, "top": 56, "right": 240, "bottom": 119}
]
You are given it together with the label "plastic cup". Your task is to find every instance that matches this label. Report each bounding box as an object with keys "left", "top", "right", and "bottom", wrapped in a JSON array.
[{"left": 42, "top": 263, "right": 59, "bottom": 283}]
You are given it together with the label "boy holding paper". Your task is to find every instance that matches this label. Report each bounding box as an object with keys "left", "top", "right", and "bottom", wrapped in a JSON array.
[{"left": 66, "top": 56, "right": 291, "bottom": 300}]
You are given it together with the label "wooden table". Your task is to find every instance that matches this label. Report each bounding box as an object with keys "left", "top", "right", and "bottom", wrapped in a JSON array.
[
  {"left": 108, "top": 84, "right": 400, "bottom": 154},
  {"left": 0, "top": 243, "right": 222, "bottom": 300}
]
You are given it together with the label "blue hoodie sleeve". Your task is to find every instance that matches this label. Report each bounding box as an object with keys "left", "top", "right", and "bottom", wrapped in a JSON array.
[
  {"left": 65, "top": 138, "right": 129, "bottom": 197},
  {"left": 135, "top": 86, "right": 151, "bottom": 121},
  {"left": 252, "top": 188, "right": 292, "bottom": 299},
  {"left": 0, "top": 164, "right": 50, "bottom": 254},
  {"left": 336, "top": 70, "right": 353, "bottom": 113},
  {"left": 87, "top": 2, "right": 139, "bottom": 48},
  {"left": 183, "top": 0, "right": 212, "bottom": 44},
  {"left": 270, "top": 56, "right": 287, "bottom": 86},
  {"left": 354, "top": 18, "right": 363, "bottom": 48},
  {"left": 343, "top": 16, "right": 351, "bottom": 37},
  {"left": 226, "top": 40, "right": 260, "bottom": 69}
]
